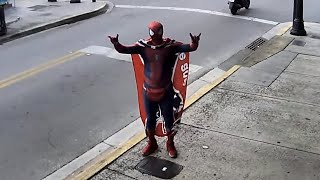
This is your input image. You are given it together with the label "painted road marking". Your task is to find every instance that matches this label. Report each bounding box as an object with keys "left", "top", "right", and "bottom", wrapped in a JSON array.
[
  {"left": 79, "top": 45, "right": 203, "bottom": 75},
  {"left": 1, "top": 45, "right": 233, "bottom": 180},
  {"left": 43, "top": 143, "right": 112, "bottom": 180},
  {"left": 39, "top": 45, "right": 202, "bottom": 180},
  {"left": 62, "top": 65, "right": 241, "bottom": 180},
  {"left": 189, "top": 64, "right": 203, "bottom": 75},
  {"left": 116, "top": 5, "right": 279, "bottom": 25},
  {"left": 0, "top": 44, "right": 201, "bottom": 91},
  {"left": 1, "top": 41, "right": 234, "bottom": 180},
  {"left": 0, "top": 52, "right": 85, "bottom": 89},
  {"left": 44, "top": 23, "right": 290, "bottom": 180},
  {"left": 43, "top": 118, "right": 144, "bottom": 180},
  {"left": 262, "top": 22, "right": 292, "bottom": 40},
  {"left": 80, "top": 45, "right": 132, "bottom": 62}
]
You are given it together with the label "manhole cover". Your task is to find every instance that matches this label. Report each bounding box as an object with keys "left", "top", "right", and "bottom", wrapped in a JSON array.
[
  {"left": 245, "top": 37, "right": 267, "bottom": 51},
  {"left": 136, "top": 156, "right": 183, "bottom": 179},
  {"left": 291, "top": 40, "right": 306, "bottom": 47}
]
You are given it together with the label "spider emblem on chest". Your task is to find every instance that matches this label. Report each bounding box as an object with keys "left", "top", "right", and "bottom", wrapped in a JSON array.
[{"left": 154, "top": 54, "right": 159, "bottom": 61}]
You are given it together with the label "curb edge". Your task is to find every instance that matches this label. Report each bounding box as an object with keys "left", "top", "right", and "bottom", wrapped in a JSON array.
[{"left": 0, "top": 1, "right": 114, "bottom": 44}]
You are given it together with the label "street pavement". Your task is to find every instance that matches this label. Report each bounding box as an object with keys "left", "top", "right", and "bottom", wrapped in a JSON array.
[
  {"left": 1, "top": 0, "right": 109, "bottom": 43},
  {"left": 0, "top": 0, "right": 319, "bottom": 180},
  {"left": 91, "top": 23, "right": 320, "bottom": 180},
  {"left": 114, "top": 0, "right": 320, "bottom": 23}
]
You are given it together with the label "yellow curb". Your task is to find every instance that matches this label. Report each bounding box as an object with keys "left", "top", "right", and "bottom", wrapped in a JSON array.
[
  {"left": 277, "top": 22, "right": 293, "bottom": 36},
  {"left": 66, "top": 131, "right": 146, "bottom": 180},
  {"left": 66, "top": 65, "right": 241, "bottom": 180},
  {"left": 0, "top": 51, "right": 85, "bottom": 89},
  {"left": 184, "top": 65, "right": 241, "bottom": 108}
]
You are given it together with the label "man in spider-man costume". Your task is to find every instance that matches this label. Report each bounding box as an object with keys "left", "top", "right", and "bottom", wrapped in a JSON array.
[{"left": 108, "top": 21, "right": 200, "bottom": 158}]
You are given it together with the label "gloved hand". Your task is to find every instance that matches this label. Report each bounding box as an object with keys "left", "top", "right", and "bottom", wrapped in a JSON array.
[
  {"left": 189, "top": 33, "right": 201, "bottom": 44},
  {"left": 108, "top": 34, "right": 119, "bottom": 45}
]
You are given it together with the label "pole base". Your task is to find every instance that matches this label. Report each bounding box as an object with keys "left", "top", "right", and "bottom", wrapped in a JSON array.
[
  {"left": 290, "top": 28, "right": 307, "bottom": 36},
  {"left": 48, "top": 0, "right": 57, "bottom": 2},
  {"left": 70, "top": 0, "right": 81, "bottom": 3},
  {"left": 290, "top": 19, "right": 307, "bottom": 36}
]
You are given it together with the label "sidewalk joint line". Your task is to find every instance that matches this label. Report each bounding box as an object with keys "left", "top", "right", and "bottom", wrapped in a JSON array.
[
  {"left": 0, "top": 51, "right": 85, "bottom": 89},
  {"left": 217, "top": 87, "right": 320, "bottom": 108},
  {"left": 101, "top": 141, "right": 115, "bottom": 147},
  {"left": 284, "top": 71, "right": 320, "bottom": 78},
  {"left": 283, "top": 38, "right": 295, "bottom": 49},
  {"left": 267, "top": 53, "right": 298, "bottom": 87},
  {"left": 286, "top": 51, "right": 320, "bottom": 57},
  {"left": 182, "top": 123, "right": 320, "bottom": 157}
]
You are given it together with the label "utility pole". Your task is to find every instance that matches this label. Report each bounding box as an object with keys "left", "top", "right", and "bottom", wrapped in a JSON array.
[
  {"left": 290, "top": 0, "right": 307, "bottom": 36},
  {"left": 0, "top": 4, "right": 7, "bottom": 36}
]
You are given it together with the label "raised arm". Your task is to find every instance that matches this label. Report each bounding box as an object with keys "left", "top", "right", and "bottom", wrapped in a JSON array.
[
  {"left": 108, "top": 34, "right": 141, "bottom": 54},
  {"left": 174, "top": 33, "right": 201, "bottom": 53}
]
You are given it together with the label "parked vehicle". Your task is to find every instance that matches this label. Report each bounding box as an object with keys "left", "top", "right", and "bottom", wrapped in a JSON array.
[{"left": 228, "top": 0, "right": 250, "bottom": 15}]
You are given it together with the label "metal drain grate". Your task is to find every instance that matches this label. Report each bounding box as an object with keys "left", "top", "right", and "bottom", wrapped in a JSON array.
[
  {"left": 245, "top": 37, "right": 267, "bottom": 51},
  {"left": 136, "top": 156, "right": 183, "bottom": 179}
]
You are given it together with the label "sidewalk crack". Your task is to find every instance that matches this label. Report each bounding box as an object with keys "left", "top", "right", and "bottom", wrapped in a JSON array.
[{"left": 48, "top": 128, "right": 57, "bottom": 149}]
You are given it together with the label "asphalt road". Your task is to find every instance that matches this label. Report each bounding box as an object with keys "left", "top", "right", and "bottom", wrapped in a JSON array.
[
  {"left": 115, "top": 0, "right": 320, "bottom": 23},
  {"left": 0, "top": 0, "right": 318, "bottom": 179}
]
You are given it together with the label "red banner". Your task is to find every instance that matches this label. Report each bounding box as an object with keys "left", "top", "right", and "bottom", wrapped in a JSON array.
[{"left": 131, "top": 50, "right": 190, "bottom": 137}]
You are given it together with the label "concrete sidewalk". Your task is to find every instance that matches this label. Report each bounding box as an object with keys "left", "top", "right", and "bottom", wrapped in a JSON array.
[
  {"left": 0, "top": 0, "right": 112, "bottom": 44},
  {"left": 88, "top": 22, "right": 320, "bottom": 180}
]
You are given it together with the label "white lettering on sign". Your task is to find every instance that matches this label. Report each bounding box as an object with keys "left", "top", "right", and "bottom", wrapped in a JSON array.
[
  {"left": 179, "top": 53, "right": 186, "bottom": 61},
  {"left": 181, "top": 63, "right": 189, "bottom": 86}
]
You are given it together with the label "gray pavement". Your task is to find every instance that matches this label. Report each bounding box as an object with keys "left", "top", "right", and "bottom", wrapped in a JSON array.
[
  {"left": 0, "top": 1, "right": 277, "bottom": 179},
  {"left": 0, "top": 55, "right": 139, "bottom": 180},
  {"left": 1, "top": 0, "right": 319, "bottom": 179},
  {"left": 114, "top": 0, "right": 320, "bottom": 23},
  {"left": 92, "top": 23, "right": 320, "bottom": 180},
  {"left": 1, "top": 0, "right": 109, "bottom": 43}
]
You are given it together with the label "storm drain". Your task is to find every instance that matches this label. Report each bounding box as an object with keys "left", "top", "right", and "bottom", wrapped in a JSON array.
[
  {"left": 245, "top": 37, "right": 267, "bottom": 51},
  {"left": 291, "top": 40, "right": 306, "bottom": 47},
  {"left": 136, "top": 156, "right": 183, "bottom": 179}
]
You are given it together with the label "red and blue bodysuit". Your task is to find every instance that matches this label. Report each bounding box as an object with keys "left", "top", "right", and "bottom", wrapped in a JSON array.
[
  {"left": 113, "top": 38, "right": 197, "bottom": 131},
  {"left": 108, "top": 21, "right": 200, "bottom": 158}
]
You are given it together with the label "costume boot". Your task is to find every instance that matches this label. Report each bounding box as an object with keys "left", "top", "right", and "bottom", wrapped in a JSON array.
[
  {"left": 166, "top": 131, "right": 177, "bottom": 158},
  {"left": 142, "top": 130, "right": 158, "bottom": 156}
]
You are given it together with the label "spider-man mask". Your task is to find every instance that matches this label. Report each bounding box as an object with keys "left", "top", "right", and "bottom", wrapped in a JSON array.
[{"left": 148, "top": 21, "right": 163, "bottom": 45}]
